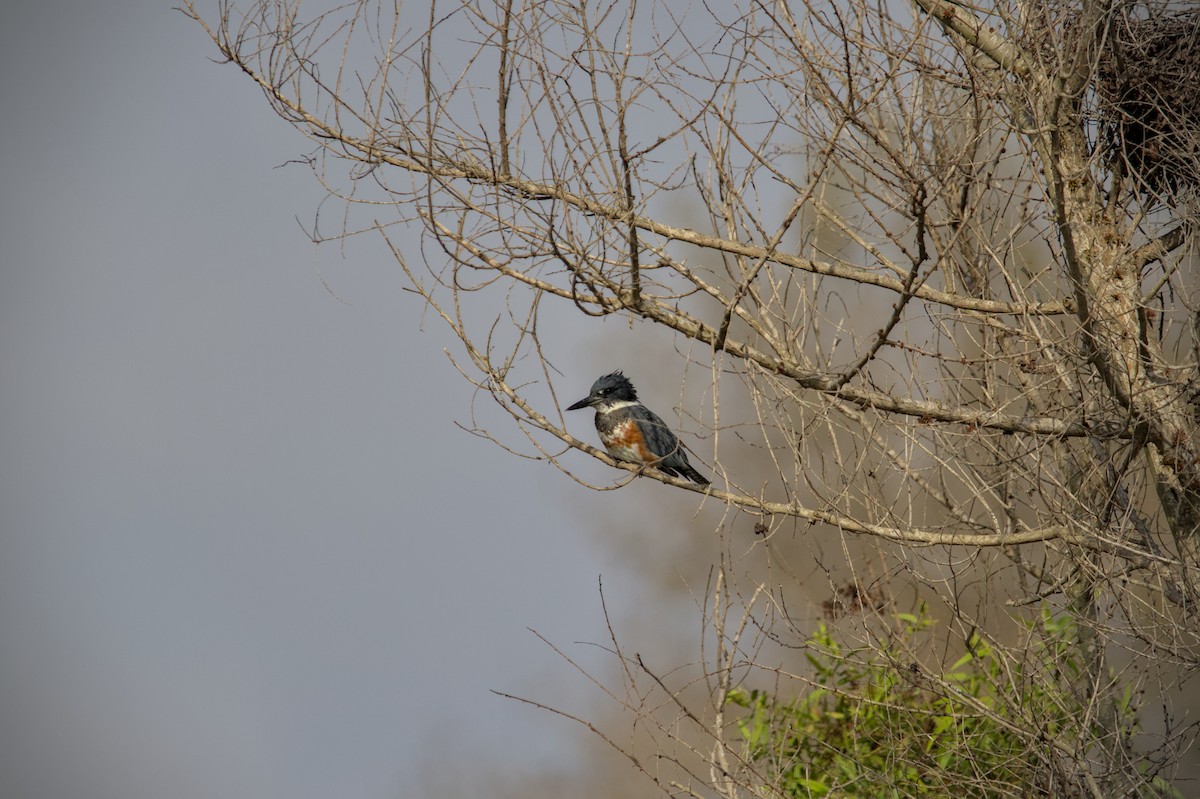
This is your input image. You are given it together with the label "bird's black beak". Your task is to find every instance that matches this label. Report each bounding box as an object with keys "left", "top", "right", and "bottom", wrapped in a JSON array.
[{"left": 566, "top": 395, "right": 594, "bottom": 411}]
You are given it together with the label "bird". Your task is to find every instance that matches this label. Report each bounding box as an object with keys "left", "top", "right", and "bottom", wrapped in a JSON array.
[{"left": 566, "top": 371, "right": 710, "bottom": 485}]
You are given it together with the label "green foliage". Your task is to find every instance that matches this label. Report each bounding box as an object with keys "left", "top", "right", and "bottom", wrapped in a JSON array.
[{"left": 726, "top": 607, "right": 1175, "bottom": 799}]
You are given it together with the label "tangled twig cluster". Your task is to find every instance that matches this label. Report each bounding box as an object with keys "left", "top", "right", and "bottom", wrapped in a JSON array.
[{"left": 1098, "top": 11, "right": 1200, "bottom": 199}]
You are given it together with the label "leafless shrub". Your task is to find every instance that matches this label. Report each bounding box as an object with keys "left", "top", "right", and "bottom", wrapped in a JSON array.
[{"left": 183, "top": 0, "right": 1200, "bottom": 795}]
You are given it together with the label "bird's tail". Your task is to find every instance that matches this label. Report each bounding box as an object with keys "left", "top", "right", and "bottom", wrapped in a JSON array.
[{"left": 679, "top": 463, "right": 710, "bottom": 485}]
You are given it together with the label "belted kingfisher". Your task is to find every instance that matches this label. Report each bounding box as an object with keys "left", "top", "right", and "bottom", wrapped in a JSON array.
[{"left": 567, "top": 371, "right": 710, "bottom": 485}]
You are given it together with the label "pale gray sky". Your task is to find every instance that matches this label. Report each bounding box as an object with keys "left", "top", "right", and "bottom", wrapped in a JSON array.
[{"left": 0, "top": 3, "right": 674, "bottom": 797}]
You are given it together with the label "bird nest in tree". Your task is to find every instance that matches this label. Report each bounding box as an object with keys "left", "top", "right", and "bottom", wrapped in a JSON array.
[{"left": 1096, "top": 11, "right": 1200, "bottom": 201}]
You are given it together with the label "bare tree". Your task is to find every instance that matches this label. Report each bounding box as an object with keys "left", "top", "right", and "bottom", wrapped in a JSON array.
[{"left": 185, "top": 0, "right": 1200, "bottom": 795}]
